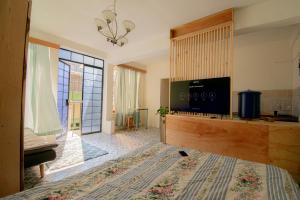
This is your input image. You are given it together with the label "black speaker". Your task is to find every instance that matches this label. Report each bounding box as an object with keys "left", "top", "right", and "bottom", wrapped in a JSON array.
[{"left": 238, "top": 90, "right": 261, "bottom": 119}]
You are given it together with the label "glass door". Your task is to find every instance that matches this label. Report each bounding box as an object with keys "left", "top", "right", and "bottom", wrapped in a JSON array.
[
  {"left": 68, "top": 63, "right": 83, "bottom": 131},
  {"left": 57, "top": 48, "right": 104, "bottom": 135},
  {"left": 57, "top": 61, "right": 70, "bottom": 132},
  {"left": 82, "top": 66, "right": 103, "bottom": 134}
]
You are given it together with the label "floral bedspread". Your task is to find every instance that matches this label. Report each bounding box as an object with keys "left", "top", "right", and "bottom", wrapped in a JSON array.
[{"left": 3, "top": 143, "right": 300, "bottom": 200}]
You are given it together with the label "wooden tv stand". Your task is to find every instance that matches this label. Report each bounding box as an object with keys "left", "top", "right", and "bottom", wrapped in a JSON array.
[{"left": 165, "top": 114, "right": 300, "bottom": 182}]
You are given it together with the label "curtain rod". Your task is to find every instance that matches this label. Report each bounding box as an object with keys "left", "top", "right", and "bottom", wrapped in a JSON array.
[{"left": 29, "top": 37, "right": 60, "bottom": 49}]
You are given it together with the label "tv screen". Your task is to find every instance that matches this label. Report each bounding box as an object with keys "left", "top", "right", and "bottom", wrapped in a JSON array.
[{"left": 170, "top": 77, "right": 230, "bottom": 115}]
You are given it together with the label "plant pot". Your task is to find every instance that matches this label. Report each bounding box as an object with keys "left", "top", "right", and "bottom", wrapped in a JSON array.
[{"left": 160, "top": 116, "right": 166, "bottom": 143}]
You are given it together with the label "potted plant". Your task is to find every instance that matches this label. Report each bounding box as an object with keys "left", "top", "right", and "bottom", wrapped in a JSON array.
[{"left": 156, "top": 106, "right": 169, "bottom": 143}]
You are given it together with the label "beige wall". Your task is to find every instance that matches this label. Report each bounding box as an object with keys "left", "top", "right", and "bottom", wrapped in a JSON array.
[
  {"left": 292, "top": 34, "right": 300, "bottom": 89},
  {"left": 292, "top": 34, "right": 300, "bottom": 117},
  {"left": 102, "top": 63, "right": 114, "bottom": 134},
  {"left": 145, "top": 58, "right": 169, "bottom": 128},
  {"left": 233, "top": 28, "right": 293, "bottom": 91},
  {"left": 232, "top": 28, "right": 296, "bottom": 116}
]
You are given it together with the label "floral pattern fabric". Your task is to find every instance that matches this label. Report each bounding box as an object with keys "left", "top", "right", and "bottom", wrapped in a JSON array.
[{"left": 2, "top": 143, "right": 300, "bottom": 200}]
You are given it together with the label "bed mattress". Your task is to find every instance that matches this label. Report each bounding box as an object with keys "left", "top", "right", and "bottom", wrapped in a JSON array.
[
  {"left": 3, "top": 142, "right": 300, "bottom": 200},
  {"left": 24, "top": 129, "right": 58, "bottom": 155}
]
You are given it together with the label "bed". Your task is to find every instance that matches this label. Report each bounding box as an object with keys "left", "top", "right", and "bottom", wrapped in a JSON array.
[
  {"left": 24, "top": 129, "right": 58, "bottom": 177},
  {"left": 3, "top": 142, "right": 300, "bottom": 200}
]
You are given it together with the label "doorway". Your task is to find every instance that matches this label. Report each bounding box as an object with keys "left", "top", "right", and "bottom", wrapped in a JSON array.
[{"left": 57, "top": 49, "right": 104, "bottom": 135}]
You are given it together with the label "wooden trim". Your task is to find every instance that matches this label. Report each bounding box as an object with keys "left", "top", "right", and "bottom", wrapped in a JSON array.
[
  {"left": 29, "top": 37, "right": 60, "bottom": 49},
  {"left": 118, "top": 64, "right": 147, "bottom": 73},
  {"left": 170, "top": 8, "right": 233, "bottom": 39}
]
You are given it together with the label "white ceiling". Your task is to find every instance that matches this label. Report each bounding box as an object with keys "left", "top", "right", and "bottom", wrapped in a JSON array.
[{"left": 31, "top": 0, "right": 265, "bottom": 60}]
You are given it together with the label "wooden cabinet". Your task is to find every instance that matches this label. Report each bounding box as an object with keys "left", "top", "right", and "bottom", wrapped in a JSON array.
[
  {"left": 0, "top": 0, "right": 30, "bottom": 197},
  {"left": 166, "top": 115, "right": 300, "bottom": 182}
]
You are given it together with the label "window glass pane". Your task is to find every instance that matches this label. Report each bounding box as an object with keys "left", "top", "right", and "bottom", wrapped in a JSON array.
[
  {"left": 93, "top": 87, "right": 102, "bottom": 94},
  {"left": 82, "top": 120, "right": 92, "bottom": 127},
  {"left": 59, "top": 62, "right": 64, "bottom": 69},
  {"left": 71, "top": 52, "right": 83, "bottom": 63},
  {"left": 93, "top": 74, "right": 102, "bottom": 81},
  {"left": 63, "top": 78, "right": 69, "bottom": 85},
  {"left": 94, "top": 81, "right": 102, "bottom": 87},
  {"left": 95, "top": 59, "right": 104, "bottom": 68},
  {"left": 84, "top": 56, "right": 94, "bottom": 65},
  {"left": 59, "top": 49, "right": 71, "bottom": 60},
  {"left": 84, "top": 80, "right": 94, "bottom": 87},
  {"left": 92, "top": 126, "right": 100, "bottom": 132},
  {"left": 84, "top": 73, "right": 94, "bottom": 80},
  {"left": 58, "top": 84, "right": 63, "bottom": 91},
  {"left": 83, "top": 101, "right": 92, "bottom": 107},
  {"left": 85, "top": 67, "right": 94, "bottom": 74},
  {"left": 93, "top": 106, "right": 101, "bottom": 113},
  {"left": 58, "top": 69, "right": 64, "bottom": 77},
  {"left": 83, "top": 86, "right": 93, "bottom": 94},
  {"left": 92, "top": 120, "right": 101, "bottom": 126},
  {"left": 93, "top": 93, "right": 101, "bottom": 100},
  {"left": 94, "top": 68, "right": 102, "bottom": 74}
]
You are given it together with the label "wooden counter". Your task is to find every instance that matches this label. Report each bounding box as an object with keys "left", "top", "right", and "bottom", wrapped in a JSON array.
[{"left": 166, "top": 114, "right": 300, "bottom": 182}]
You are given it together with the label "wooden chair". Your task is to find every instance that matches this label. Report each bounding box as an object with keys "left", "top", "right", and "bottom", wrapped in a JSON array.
[{"left": 126, "top": 115, "right": 135, "bottom": 130}]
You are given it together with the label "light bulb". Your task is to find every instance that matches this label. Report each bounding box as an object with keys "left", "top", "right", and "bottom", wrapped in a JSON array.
[
  {"left": 102, "top": 10, "right": 116, "bottom": 23},
  {"left": 123, "top": 20, "right": 135, "bottom": 32},
  {"left": 95, "top": 18, "right": 107, "bottom": 30}
]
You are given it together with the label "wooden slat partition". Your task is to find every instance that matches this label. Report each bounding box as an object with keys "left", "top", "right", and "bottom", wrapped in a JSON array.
[
  {"left": 169, "top": 9, "right": 234, "bottom": 116},
  {"left": 170, "top": 22, "right": 233, "bottom": 81}
]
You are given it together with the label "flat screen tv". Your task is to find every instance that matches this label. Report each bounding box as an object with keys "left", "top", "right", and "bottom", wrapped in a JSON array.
[{"left": 170, "top": 77, "right": 230, "bottom": 115}]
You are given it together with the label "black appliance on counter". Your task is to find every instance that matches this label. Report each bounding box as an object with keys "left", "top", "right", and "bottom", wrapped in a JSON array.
[{"left": 238, "top": 90, "right": 261, "bottom": 119}]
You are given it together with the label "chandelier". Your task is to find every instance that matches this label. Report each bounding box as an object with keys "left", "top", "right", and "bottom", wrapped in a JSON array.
[{"left": 95, "top": 0, "right": 135, "bottom": 47}]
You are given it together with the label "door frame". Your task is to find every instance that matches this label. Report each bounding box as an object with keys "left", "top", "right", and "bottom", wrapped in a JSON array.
[
  {"left": 58, "top": 48, "right": 104, "bottom": 135},
  {"left": 57, "top": 60, "right": 71, "bottom": 133}
]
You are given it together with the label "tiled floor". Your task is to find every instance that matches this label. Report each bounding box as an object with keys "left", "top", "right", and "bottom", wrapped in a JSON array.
[{"left": 24, "top": 128, "right": 160, "bottom": 190}]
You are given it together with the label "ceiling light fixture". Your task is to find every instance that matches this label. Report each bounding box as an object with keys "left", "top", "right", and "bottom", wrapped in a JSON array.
[{"left": 95, "top": 0, "right": 135, "bottom": 47}]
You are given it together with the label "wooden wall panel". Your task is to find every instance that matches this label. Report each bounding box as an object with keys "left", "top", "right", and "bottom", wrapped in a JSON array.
[
  {"left": 166, "top": 115, "right": 300, "bottom": 182},
  {"left": 0, "top": 0, "right": 29, "bottom": 196},
  {"left": 166, "top": 115, "right": 269, "bottom": 164},
  {"left": 269, "top": 125, "right": 300, "bottom": 182}
]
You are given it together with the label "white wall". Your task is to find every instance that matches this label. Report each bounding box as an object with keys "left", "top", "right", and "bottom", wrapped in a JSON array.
[
  {"left": 292, "top": 34, "right": 300, "bottom": 89},
  {"left": 291, "top": 33, "right": 300, "bottom": 118},
  {"left": 235, "top": 0, "right": 300, "bottom": 34},
  {"left": 145, "top": 58, "right": 169, "bottom": 128},
  {"left": 233, "top": 28, "right": 294, "bottom": 91},
  {"left": 101, "top": 63, "right": 115, "bottom": 134}
]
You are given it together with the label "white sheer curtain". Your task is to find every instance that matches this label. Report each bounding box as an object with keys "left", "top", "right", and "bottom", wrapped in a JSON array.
[
  {"left": 24, "top": 43, "right": 62, "bottom": 135},
  {"left": 114, "top": 66, "right": 143, "bottom": 128}
]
